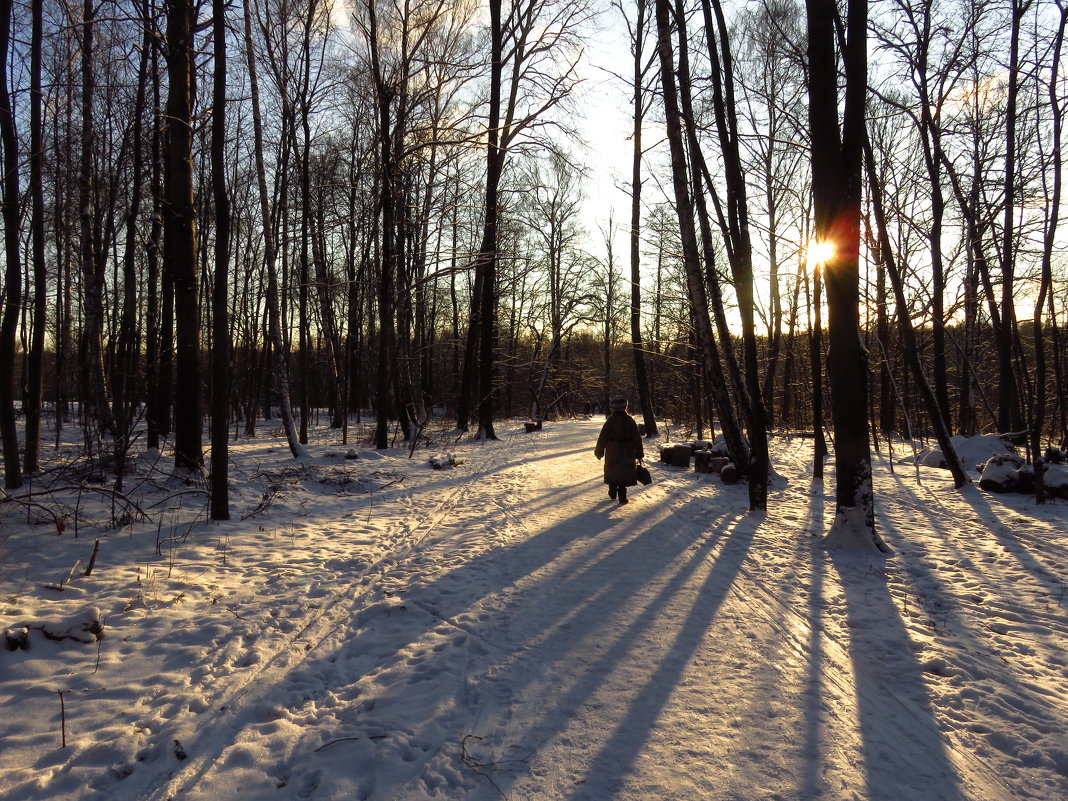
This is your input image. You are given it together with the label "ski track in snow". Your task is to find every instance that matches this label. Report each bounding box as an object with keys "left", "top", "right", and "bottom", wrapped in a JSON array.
[{"left": 1, "top": 421, "right": 1066, "bottom": 801}]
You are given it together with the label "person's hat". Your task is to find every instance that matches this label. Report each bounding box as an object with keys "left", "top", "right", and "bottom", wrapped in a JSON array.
[{"left": 609, "top": 395, "right": 628, "bottom": 410}]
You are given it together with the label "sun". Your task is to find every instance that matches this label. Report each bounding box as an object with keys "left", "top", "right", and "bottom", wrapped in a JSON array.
[{"left": 805, "top": 239, "right": 834, "bottom": 268}]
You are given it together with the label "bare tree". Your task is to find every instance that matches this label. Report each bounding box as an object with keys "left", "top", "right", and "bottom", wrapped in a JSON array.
[
  {"left": 113, "top": 3, "right": 154, "bottom": 489},
  {"left": 518, "top": 150, "right": 596, "bottom": 420},
  {"left": 997, "top": 0, "right": 1033, "bottom": 433},
  {"left": 872, "top": 0, "right": 970, "bottom": 432},
  {"left": 0, "top": 0, "right": 22, "bottom": 488},
  {"left": 210, "top": 0, "right": 231, "bottom": 518},
  {"left": 807, "top": 0, "right": 885, "bottom": 550},
  {"left": 864, "top": 134, "right": 970, "bottom": 488},
  {"left": 243, "top": 0, "right": 308, "bottom": 458},
  {"left": 456, "top": 0, "right": 587, "bottom": 438},
  {"left": 652, "top": 0, "right": 750, "bottom": 475},
  {"left": 1031, "top": 0, "right": 1066, "bottom": 502},
  {"left": 23, "top": 0, "right": 47, "bottom": 475},
  {"left": 618, "top": 0, "right": 658, "bottom": 437},
  {"left": 78, "top": 0, "right": 116, "bottom": 443},
  {"left": 699, "top": 0, "right": 772, "bottom": 509},
  {"left": 163, "top": 0, "right": 203, "bottom": 472}
]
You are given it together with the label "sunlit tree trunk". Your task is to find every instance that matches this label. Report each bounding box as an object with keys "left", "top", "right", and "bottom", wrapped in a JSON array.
[
  {"left": 807, "top": 0, "right": 884, "bottom": 550},
  {"left": 806, "top": 260, "right": 827, "bottom": 477}
]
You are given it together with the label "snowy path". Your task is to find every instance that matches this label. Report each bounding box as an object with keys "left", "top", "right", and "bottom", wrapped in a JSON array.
[{"left": 2, "top": 421, "right": 1066, "bottom": 801}]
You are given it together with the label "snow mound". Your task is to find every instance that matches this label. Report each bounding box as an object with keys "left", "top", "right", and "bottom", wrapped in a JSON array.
[
  {"left": 911, "top": 434, "right": 1012, "bottom": 471},
  {"left": 978, "top": 455, "right": 1068, "bottom": 498}
]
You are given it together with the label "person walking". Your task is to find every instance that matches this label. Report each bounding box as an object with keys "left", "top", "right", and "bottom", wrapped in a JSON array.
[{"left": 595, "top": 395, "right": 644, "bottom": 505}]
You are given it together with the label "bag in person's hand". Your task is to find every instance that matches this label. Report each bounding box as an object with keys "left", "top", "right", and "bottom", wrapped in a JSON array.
[{"left": 636, "top": 461, "right": 652, "bottom": 485}]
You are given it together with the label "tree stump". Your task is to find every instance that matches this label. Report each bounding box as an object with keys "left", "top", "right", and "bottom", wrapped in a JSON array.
[{"left": 667, "top": 444, "right": 691, "bottom": 468}]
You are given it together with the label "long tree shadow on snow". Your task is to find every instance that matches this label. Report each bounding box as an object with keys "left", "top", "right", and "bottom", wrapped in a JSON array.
[
  {"left": 959, "top": 485, "right": 1067, "bottom": 608},
  {"left": 548, "top": 512, "right": 758, "bottom": 801},
  {"left": 828, "top": 545, "right": 964, "bottom": 801},
  {"left": 322, "top": 485, "right": 752, "bottom": 798},
  {"left": 802, "top": 479, "right": 829, "bottom": 800}
]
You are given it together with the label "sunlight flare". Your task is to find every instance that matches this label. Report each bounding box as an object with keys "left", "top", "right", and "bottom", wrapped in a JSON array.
[{"left": 805, "top": 239, "right": 835, "bottom": 268}]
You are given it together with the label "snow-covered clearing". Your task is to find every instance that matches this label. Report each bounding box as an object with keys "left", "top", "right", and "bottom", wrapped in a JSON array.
[{"left": 2, "top": 419, "right": 1066, "bottom": 801}]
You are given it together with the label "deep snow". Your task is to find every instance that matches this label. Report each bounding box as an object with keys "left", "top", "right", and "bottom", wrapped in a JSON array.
[{"left": 1, "top": 419, "right": 1066, "bottom": 801}]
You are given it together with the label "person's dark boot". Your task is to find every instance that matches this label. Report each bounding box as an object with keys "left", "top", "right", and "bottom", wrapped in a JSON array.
[
  {"left": 618, "top": 486, "right": 628, "bottom": 505},
  {"left": 608, "top": 484, "right": 617, "bottom": 499}
]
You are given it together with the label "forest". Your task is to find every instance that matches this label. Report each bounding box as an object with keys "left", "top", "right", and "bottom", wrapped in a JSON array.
[{"left": 0, "top": 0, "right": 1065, "bottom": 533}]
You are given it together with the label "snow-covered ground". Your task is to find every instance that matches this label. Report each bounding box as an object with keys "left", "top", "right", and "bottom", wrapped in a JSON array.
[{"left": 1, "top": 419, "right": 1066, "bottom": 801}]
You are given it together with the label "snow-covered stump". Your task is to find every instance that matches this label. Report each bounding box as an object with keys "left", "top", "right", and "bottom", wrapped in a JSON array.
[
  {"left": 694, "top": 452, "right": 729, "bottom": 474},
  {"left": 428, "top": 453, "right": 465, "bottom": 470},
  {"left": 4, "top": 627, "right": 29, "bottom": 651}
]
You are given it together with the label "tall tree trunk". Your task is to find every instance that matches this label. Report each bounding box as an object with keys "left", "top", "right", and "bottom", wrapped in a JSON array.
[
  {"left": 627, "top": 0, "right": 657, "bottom": 437},
  {"left": 807, "top": 260, "right": 827, "bottom": 477},
  {"left": 210, "top": 0, "right": 231, "bottom": 518},
  {"left": 958, "top": 220, "right": 978, "bottom": 437},
  {"left": 782, "top": 260, "right": 803, "bottom": 429},
  {"left": 909, "top": 6, "right": 953, "bottom": 432},
  {"left": 78, "top": 0, "right": 115, "bottom": 442},
  {"left": 146, "top": 21, "right": 165, "bottom": 450},
  {"left": 298, "top": 171, "right": 310, "bottom": 445},
  {"left": 455, "top": 267, "right": 482, "bottom": 432},
  {"left": 313, "top": 198, "right": 344, "bottom": 429},
  {"left": 113, "top": 13, "right": 152, "bottom": 489},
  {"left": 53, "top": 98, "right": 73, "bottom": 440},
  {"left": 874, "top": 234, "right": 896, "bottom": 435},
  {"left": 1032, "top": 2, "right": 1065, "bottom": 502},
  {"left": 602, "top": 218, "right": 615, "bottom": 414},
  {"left": 164, "top": 0, "right": 203, "bottom": 472},
  {"left": 366, "top": 0, "right": 398, "bottom": 449},
  {"left": 242, "top": 0, "right": 307, "bottom": 458},
  {"left": 345, "top": 131, "right": 364, "bottom": 437},
  {"left": 653, "top": 0, "right": 750, "bottom": 473},
  {"left": 0, "top": 0, "right": 23, "bottom": 488},
  {"left": 703, "top": 0, "right": 771, "bottom": 509},
  {"left": 807, "top": 0, "right": 884, "bottom": 550},
  {"left": 940, "top": 140, "right": 998, "bottom": 434},
  {"left": 864, "top": 137, "right": 969, "bottom": 487},
  {"left": 472, "top": 0, "right": 504, "bottom": 441},
  {"left": 24, "top": 0, "right": 46, "bottom": 475},
  {"left": 998, "top": 0, "right": 1030, "bottom": 433}
]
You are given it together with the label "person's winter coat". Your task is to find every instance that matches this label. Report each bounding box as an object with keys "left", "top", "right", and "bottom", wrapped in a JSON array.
[{"left": 595, "top": 411, "right": 644, "bottom": 486}]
